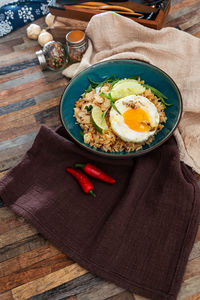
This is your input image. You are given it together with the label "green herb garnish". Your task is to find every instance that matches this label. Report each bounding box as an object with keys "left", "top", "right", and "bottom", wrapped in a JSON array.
[
  {"left": 141, "top": 83, "right": 171, "bottom": 106},
  {"left": 101, "top": 106, "right": 110, "bottom": 121},
  {"left": 88, "top": 75, "right": 122, "bottom": 93},
  {"left": 80, "top": 131, "right": 84, "bottom": 136},
  {"left": 88, "top": 76, "right": 110, "bottom": 94},
  {"left": 85, "top": 105, "right": 93, "bottom": 112},
  {"left": 129, "top": 76, "right": 140, "bottom": 80},
  {"left": 159, "top": 97, "right": 171, "bottom": 107},
  {"left": 83, "top": 84, "right": 93, "bottom": 96},
  {"left": 84, "top": 75, "right": 171, "bottom": 107},
  {"left": 100, "top": 92, "right": 121, "bottom": 115}
]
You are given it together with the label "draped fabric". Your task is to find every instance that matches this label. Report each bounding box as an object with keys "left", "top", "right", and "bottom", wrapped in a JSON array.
[
  {"left": 0, "top": 0, "right": 56, "bottom": 37},
  {"left": 0, "top": 125, "right": 200, "bottom": 300}
]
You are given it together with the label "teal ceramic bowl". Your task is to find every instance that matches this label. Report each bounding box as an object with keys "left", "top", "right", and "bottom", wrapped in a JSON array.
[{"left": 60, "top": 59, "right": 182, "bottom": 158}]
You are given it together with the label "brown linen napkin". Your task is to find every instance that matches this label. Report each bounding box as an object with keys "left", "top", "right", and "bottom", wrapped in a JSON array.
[
  {"left": 0, "top": 125, "right": 200, "bottom": 300},
  {"left": 62, "top": 12, "right": 200, "bottom": 175}
]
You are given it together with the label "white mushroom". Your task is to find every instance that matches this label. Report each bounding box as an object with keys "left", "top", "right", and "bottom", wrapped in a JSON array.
[
  {"left": 38, "top": 31, "right": 53, "bottom": 47},
  {"left": 26, "top": 24, "right": 41, "bottom": 40},
  {"left": 45, "top": 13, "right": 55, "bottom": 27}
]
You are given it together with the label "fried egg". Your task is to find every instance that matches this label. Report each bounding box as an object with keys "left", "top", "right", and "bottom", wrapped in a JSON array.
[{"left": 109, "top": 95, "right": 160, "bottom": 143}]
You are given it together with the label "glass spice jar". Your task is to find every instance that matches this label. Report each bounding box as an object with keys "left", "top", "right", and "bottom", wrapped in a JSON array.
[
  {"left": 66, "top": 30, "right": 88, "bottom": 63},
  {"left": 36, "top": 41, "right": 68, "bottom": 71}
]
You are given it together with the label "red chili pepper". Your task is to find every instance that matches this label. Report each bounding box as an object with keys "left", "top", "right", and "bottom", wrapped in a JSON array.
[
  {"left": 66, "top": 167, "right": 96, "bottom": 197},
  {"left": 75, "top": 163, "right": 116, "bottom": 184}
]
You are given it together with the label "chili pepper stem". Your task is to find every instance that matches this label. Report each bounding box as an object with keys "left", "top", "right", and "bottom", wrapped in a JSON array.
[
  {"left": 89, "top": 190, "right": 96, "bottom": 197},
  {"left": 66, "top": 167, "right": 95, "bottom": 196},
  {"left": 75, "top": 163, "right": 85, "bottom": 169}
]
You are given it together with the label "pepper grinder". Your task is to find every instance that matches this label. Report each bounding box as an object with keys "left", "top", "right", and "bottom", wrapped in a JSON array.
[{"left": 36, "top": 41, "right": 68, "bottom": 71}]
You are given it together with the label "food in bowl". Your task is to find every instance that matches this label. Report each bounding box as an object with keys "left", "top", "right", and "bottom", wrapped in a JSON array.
[
  {"left": 73, "top": 77, "right": 169, "bottom": 152},
  {"left": 110, "top": 95, "right": 160, "bottom": 143}
]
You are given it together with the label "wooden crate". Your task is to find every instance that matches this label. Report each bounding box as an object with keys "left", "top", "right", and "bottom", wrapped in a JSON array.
[{"left": 49, "top": 2, "right": 170, "bottom": 30}]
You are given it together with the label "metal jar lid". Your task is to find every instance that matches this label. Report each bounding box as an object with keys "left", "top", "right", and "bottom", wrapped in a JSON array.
[
  {"left": 35, "top": 50, "right": 47, "bottom": 70},
  {"left": 66, "top": 30, "right": 87, "bottom": 47}
]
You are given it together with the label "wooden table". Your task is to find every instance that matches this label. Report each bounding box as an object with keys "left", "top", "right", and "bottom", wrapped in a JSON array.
[{"left": 0, "top": 1, "right": 200, "bottom": 299}]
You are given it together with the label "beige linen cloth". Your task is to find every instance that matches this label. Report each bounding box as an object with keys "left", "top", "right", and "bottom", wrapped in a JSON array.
[{"left": 63, "top": 12, "right": 200, "bottom": 174}]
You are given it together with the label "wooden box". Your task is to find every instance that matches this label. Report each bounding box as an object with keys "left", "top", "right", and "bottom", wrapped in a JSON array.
[{"left": 49, "top": 2, "right": 170, "bottom": 31}]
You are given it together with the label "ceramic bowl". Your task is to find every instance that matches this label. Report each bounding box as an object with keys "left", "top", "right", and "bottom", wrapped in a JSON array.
[{"left": 60, "top": 59, "right": 182, "bottom": 158}]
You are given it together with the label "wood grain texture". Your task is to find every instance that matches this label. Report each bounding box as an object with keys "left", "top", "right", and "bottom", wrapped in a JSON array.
[
  {"left": 0, "top": 234, "right": 49, "bottom": 263},
  {"left": 76, "top": 281, "right": 124, "bottom": 300},
  {"left": 185, "top": 292, "right": 200, "bottom": 300},
  {"left": 107, "top": 291, "right": 135, "bottom": 300},
  {"left": 0, "top": 1, "right": 199, "bottom": 300},
  {"left": 28, "top": 273, "right": 103, "bottom": 300},
  {"left": 0, "top": 244, "right": 60, "bottom": 278},
  {"left": 169, "top": 0, "right": 199, "bottom": 13},
  {"left": 0, "top": 65, "right": 40, "bottom": 85},
  {"left": 0, "top": 253, "right": 73, "bottom": 293},
  {"left": 0, "top": 213, "right": 25, "bottom": 235},
  {"left": 0, "top": 224, "right": 38, "bottom": 249},
  {"left": 12, "top": 263, "right": 87, "bottom": 300},
  {"left": 184, "top": 257, "right": 200, "bottom": 281},
  {"left": 0, "top": 291, "right": 14, "bottom": 300},
  {"left": 178, "top": 276, "right": 200, "bottom": 300}
]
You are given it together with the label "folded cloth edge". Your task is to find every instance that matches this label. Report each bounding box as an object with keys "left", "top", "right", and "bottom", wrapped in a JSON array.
[
  {"left": 4, "top": 181, "right": 200, "bottom": 300},
  {"left": 1, "top": 125, "right": 200, "bottom": 300}
]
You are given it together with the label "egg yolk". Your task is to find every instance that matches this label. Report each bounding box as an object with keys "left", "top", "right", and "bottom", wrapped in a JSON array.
[{"left": 123, "top": 108, "right": 150, "bottom": 132}]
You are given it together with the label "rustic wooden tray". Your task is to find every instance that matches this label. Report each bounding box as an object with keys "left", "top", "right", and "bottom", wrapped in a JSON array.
[{"left": 49, "top": 3, "right": 170, "bottom": 30}]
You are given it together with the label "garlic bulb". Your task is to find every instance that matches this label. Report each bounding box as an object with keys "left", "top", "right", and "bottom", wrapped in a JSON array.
[
  {"left": 27, "top": 24, "right": 41, "bottom": 40},
  {"left": 38, "top": 31, "right": 53, "bottom": 47},
  {"left": 40, "top": 29, "right": 47, "bottom": 34},
  {"left": 45, "top": 13, "right": 55, "bottom": 27}
]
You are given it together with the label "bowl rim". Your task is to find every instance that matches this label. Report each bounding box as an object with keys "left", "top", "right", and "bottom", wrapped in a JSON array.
[{"left": 59, "top": 59, "right": 183, "bottom": 158}]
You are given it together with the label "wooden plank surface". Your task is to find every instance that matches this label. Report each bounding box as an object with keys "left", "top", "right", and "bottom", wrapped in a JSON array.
[{"left": 0, "top": 1, "right": 200, "bottom": 299}]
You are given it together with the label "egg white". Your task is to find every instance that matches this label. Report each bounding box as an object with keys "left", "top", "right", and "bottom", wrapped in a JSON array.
[{"left": 109, "top": 95, "right": 160, "bottom": 143}]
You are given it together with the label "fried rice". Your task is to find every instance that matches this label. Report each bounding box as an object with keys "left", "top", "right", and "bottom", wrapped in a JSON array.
[{"left": 73, "top": 82, "right": 167, "bottom": 152}]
